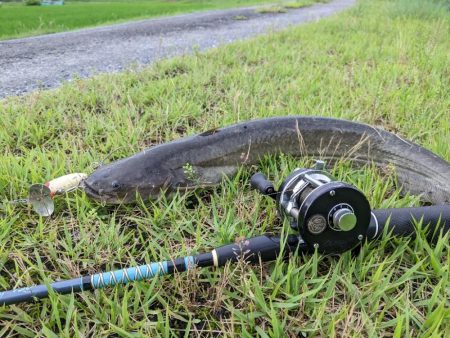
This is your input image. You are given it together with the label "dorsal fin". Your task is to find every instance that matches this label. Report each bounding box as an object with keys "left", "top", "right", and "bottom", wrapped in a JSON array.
[{"left": 199, "top": 128, "right": 220, "bottom": 137}]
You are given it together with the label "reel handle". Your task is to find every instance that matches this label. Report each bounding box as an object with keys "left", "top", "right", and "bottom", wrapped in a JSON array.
[
  {"left": 250, "top": 173, "right": 276, "bottom": 199},
  {"left": 368, "top": 205, "right": 450, "bottom": 240}
]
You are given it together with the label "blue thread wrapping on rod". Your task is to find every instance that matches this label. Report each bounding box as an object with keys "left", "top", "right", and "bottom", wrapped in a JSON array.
[
  {"left": 91, "top": 261, "right": 169, "bottom": 289},
  {"left": 184, "top": 256, "right": 195, "bottom": 270},
  {"left": 91, "top": 256, "right": 195, "bottom": 289},
  {"left": 90, "top": 256, "right": 196, "bottom": 289}
]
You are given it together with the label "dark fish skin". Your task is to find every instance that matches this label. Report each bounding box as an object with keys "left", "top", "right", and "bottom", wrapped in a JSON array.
[{"left": 83, "top": 116, "right": 450, "bottom": 205}]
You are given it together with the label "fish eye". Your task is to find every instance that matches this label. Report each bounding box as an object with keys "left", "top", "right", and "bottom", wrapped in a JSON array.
[{"left": 111, "top": 181, "right": 120, "bottom": 189}]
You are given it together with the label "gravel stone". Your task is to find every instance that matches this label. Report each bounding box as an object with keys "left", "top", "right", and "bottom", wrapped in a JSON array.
[{"left": 0, "top": 0, "right": 354, "bottom": 98}]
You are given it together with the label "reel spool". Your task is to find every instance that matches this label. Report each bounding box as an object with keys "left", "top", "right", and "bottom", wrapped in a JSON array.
[{"left": 251, "top": 161, "right": 371, "bottom": 254}]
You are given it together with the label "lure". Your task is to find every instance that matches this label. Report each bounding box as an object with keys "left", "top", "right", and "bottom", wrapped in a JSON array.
[{"left": 10, "top": 173, "right": 87, "bottom": 217}]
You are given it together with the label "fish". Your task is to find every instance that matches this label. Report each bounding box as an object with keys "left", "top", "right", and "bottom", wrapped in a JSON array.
[{"left": 82, "top": 116, "right": 450, "bottom": 205}]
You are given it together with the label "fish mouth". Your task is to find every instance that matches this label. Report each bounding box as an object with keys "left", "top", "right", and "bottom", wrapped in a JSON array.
[
  {"left": 81, "top": 180, "right": 131, "bottom": 204},
  {"left": 80, "top": 180, "right": 114, "bottom": 202}
]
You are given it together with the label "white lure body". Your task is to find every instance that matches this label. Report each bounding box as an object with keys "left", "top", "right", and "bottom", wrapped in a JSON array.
[{"left": 45, "top": 173, "right": 87, "bottom": 196}]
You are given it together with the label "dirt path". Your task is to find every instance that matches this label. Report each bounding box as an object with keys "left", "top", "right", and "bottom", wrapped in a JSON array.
[{"left": 0, "top": 0, "right": 355, "bottom": 98}]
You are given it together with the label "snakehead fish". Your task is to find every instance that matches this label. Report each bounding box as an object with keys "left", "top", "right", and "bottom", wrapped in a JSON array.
[{"left": 82, "top": 116, "right": 450, "bottom": 205}]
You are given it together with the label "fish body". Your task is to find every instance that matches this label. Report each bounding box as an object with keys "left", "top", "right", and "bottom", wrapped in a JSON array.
[{"left": 83, "top": 116, "right": 450, "bottom": 204}]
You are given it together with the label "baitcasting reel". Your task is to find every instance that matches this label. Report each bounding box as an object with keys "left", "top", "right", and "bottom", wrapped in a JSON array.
[{"left": 251, "top": 161, "right": 372, "bottom": 254}]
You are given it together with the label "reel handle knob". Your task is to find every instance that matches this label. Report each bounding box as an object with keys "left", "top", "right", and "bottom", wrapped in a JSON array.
[
  {"left": 250, "top": 173, "right": 276, "bottom": 198},
  {"left": 333, "top": 208, "right": 357, "bottom": 231}
]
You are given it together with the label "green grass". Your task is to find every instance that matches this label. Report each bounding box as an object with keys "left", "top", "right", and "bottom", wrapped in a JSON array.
[
  {"left": 0, "top": 0, "right": 277, "bottom": 40},
  {"left": 0, "top": 0, "right": 449, "bottom": 335},
  {"left": 256, "top": 4, "right": 288, "bottom": 13},
  {"left": 284, "top": 0, "right": 328, "bottom": 9}
]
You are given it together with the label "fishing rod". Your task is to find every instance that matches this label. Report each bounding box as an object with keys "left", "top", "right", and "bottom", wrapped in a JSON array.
[{"left": 1, "top": 161, "right": 449, "bottom": 306}]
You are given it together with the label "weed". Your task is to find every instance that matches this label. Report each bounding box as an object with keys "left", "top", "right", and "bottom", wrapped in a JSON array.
[{"left": 257, "top": 5, "right": 288, "bottom": 13}]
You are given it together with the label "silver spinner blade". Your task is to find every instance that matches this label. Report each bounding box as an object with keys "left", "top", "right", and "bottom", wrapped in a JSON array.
[{"left": 28, "top": 184, "right": 54, "bottom": 217}]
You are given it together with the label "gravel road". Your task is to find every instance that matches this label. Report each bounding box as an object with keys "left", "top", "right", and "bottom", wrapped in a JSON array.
[{"left": 0, "top": 0, "right": 354, "bottom": 98}]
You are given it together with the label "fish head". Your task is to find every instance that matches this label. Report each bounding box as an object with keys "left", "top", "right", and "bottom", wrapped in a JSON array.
[{"left": 82, "top": 156, "right": 174, "bottom": 204}]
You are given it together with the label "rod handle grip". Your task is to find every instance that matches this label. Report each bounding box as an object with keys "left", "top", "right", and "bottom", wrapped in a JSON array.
[{"left": 367, "top": 205, "right": 450, "bottom": 240}]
